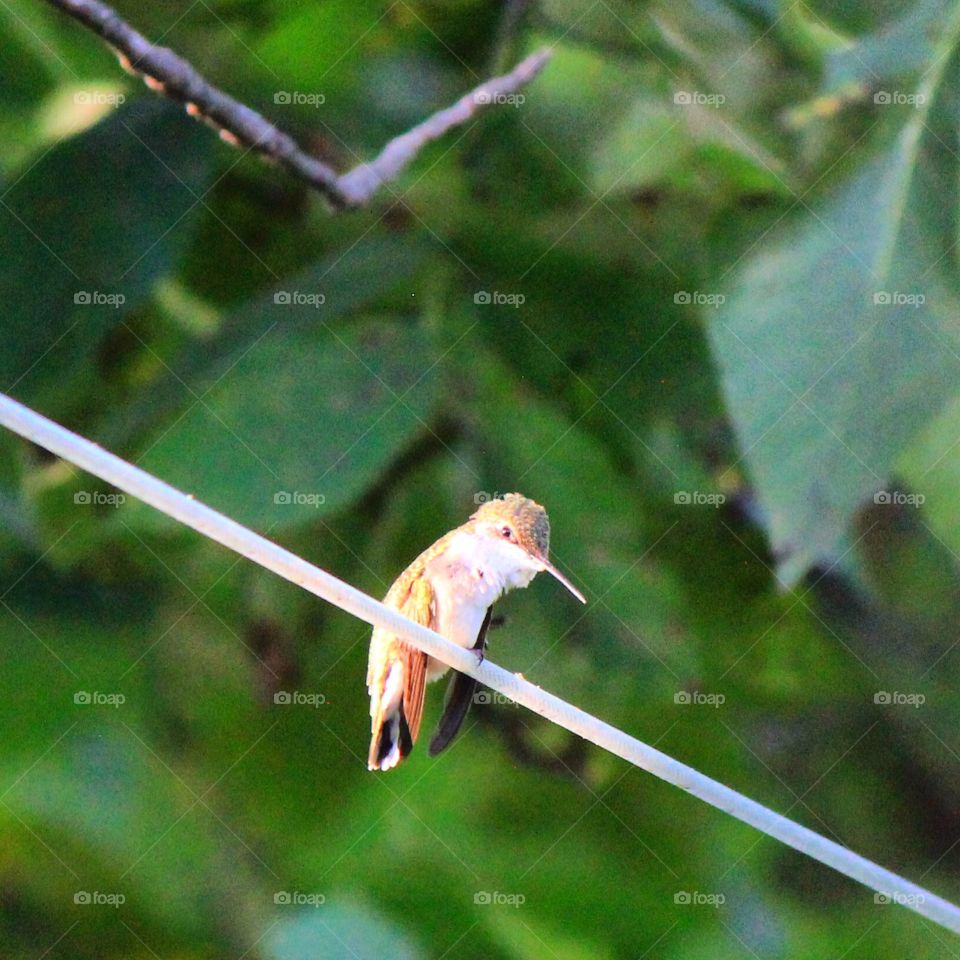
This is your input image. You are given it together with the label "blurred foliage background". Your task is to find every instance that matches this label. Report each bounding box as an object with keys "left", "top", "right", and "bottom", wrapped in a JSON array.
[{"left": 1, "top": 0, "right": 960, "bottom": 956}]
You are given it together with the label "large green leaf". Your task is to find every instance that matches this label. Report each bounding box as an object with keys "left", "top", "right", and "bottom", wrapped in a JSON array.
[
  {"left": 898, "top": 393, "right": 960, "bottom": 558},
  {"left": 824, "top": 0, "right": 947, "bottom": 89},
  {"left": 0, "top": 591, "right": 241, "bottom": 947},
  {"left": 708, "top": 23, "right": 960, "bottom": 583},
  {"left": 97, "top": 234, "right": 430, "bottom": 448},
  {"left": 0, "top": 99, "right": 213, "bottom": 405},
  {"left": 131, "top": 318, "right": 440, "bottom": 530}
]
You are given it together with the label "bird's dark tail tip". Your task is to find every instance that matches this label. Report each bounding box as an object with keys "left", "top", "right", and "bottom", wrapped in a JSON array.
[{"left": 368, "top": 706, "right": 414, "bottom": 771}]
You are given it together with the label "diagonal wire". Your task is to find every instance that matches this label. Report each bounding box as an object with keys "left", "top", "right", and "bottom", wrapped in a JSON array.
[{"left": 1, "top": 390, "right": 959, "bottom": 934}]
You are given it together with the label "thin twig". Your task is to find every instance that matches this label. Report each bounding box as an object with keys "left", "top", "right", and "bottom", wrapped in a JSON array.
[
  {"left": 1, "top": 390, "right": 959, "bottom": 935},
  {"left": 44, "top": 0, "right": 551, "bottom": 210},
  {"left": 337, "top": 48, "right": 549, "bottom": 205}
]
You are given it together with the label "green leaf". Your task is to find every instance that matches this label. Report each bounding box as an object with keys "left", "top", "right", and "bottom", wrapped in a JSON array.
[
  {"left": 708, "top": 31, "right": 960, "bottom": 583},
  {"left": 0, "top": 99, "right": 214, "bottom": 405},
  {"left": 98, "top": 234, "right": 431, "bottom": 448},
  {"left": 898, "top": 393, "right": 960, "bottom": 559},
  {"left": 824, "top": 0, "right": 948, "bottom": 92},
  {"left": 591, "top": 97, "right": 691, "bottom": 194},
  {"left": 132, "top": 318, "right": 440, "bottom": 530},
  {"left": 255, "top": 1, "right": 385, "bottom": 101}
]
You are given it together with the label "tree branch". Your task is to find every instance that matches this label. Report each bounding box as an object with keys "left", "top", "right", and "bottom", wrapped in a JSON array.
[{"left": 45, "top": 0, "right": 551, "bottom": 210}]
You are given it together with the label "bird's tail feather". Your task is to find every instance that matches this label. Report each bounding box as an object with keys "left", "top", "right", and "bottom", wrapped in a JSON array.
[{"left": 368, "top": 658, "right": 414, "bottom": 771}]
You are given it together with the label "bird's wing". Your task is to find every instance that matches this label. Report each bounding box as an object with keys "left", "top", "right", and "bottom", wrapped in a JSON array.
[
  {"left": 428, "top": 605, "right": 492, "bottom": 757},
  {"left": 395, "top": 573, "right": 433, "bottom": 744}
]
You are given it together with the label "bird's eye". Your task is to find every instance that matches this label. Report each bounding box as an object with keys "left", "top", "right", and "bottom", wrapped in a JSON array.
[{"left": 500, "top": 525, "right": 514, "bottom": 540}]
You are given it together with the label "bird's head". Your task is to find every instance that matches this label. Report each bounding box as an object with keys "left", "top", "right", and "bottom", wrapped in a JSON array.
[{"left": 471, "top": 493, "right": 585, "bottom": 603}]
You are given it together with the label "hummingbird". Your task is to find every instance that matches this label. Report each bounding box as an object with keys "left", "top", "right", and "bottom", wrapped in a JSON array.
[{"left": 366, "top": 493, "right": 585, "bottom": 771}]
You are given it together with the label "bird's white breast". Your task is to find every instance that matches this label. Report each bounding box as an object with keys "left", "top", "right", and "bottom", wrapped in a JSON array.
[{"left": 423, "top": 530, "right": 539, "bottom": 681}]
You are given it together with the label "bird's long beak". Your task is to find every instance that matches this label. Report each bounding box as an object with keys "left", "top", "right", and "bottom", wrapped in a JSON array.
[{"left": 538, "top": 558, "right": 586, "bottom": 604}]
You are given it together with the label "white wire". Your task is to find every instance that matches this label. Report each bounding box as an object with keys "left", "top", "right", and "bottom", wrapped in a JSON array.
[{"left": 1, "top": 390, "right": 958, "bottom": 934}]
